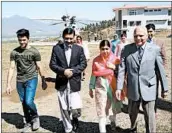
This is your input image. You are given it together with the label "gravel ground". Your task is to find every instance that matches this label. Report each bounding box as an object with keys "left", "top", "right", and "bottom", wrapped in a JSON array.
[{"left": 2, "top": 40, "right": 171, "bottom": 133}]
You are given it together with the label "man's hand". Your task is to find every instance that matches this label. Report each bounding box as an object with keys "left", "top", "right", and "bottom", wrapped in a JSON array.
[
  {"left": 64, "top": 69, "right": 73, "bottom": 78},
  {"left": 6, "top": 85, "right": 12, "bottom": 95},
  {"left": 161, "top": 91, "right": 168, "bottom": 99},
  {"left": 42, "top": 76, "right": 47, "bottom": 90},
  {"left": 106, "top": 62, "right": 115, "bottom": 70},
  {"left": 116, "top": 90, "right": 121, "bottom": 101},
  {"left": 6, "top": 61, "right": 15, "bottom": 95},
  {"left": 89, "top": 89, "right": 94, "bottom": 98}
]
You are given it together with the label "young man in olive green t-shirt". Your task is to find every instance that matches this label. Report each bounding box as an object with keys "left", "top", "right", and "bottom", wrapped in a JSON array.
[{"left": 6, "top": 29, "right": 47, "bottom": 132}]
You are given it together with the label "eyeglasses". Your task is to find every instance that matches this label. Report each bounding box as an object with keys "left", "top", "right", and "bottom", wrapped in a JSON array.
[
  {"left": 101, "top": 48, "right": 109, "bottom": 51},
  {"left": 64, "top": 37, "right": 73, "bottom": 40}
]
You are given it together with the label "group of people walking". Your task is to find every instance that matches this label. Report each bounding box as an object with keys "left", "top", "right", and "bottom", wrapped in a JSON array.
[{"left": 6, "top": 23, "right": 168, "bottom": 133}]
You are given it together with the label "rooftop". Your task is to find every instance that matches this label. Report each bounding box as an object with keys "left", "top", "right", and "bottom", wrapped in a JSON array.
[{"left": 113, "top": 5, "right": 171, "bottom": 11}]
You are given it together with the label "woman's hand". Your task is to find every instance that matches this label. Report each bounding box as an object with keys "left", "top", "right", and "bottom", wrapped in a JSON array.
[
  {"left": 89, "top": 89, "right": 94, "bottom": 98},
  {"left": 6, "top": 85, "right": 12, "bottom": 95},
  {"left": 116, "top": 90, "right": 122, "bottom": 101},
  {"left": 106, "top": 62, "right": 115, "bottom": 70}
]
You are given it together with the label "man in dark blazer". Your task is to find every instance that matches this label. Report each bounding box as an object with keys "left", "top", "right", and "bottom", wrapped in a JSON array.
[
  {"left": 116, "top": 26, "right": 168, "bottom": 133},
  {"left": 49, "top": 28, "right": 87, "bottom": 133}
]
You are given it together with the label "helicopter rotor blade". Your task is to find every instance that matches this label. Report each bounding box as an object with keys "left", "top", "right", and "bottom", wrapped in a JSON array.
[
  {"left": 51, "top": 22, "right": 64, "bottom": 25},
  {"left": 76, "top": 21, "right": 89, "bottom": 25},
  {"left": 34, "top": 18, "right": 63, "bottom": 21}
]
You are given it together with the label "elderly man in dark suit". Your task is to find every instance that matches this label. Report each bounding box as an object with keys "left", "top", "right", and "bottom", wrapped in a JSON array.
[
  {"left": 116, "top": 26, "right": 168, "bottom": 133},
  {"left": 49, "top": 28, "right": 87, "bottom": 133}
]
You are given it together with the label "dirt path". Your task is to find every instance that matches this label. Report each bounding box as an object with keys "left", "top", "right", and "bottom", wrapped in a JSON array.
[{"left": 2, "top": 40, "right": 171, "bottom": 133}]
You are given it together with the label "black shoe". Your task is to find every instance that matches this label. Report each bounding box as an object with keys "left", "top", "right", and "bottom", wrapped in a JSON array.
[
  {"left": 129, "top": 127, "right": 137, "bottom": 133},
  {"left": 110, "top": 121, "right": 116, "bottom": 131},
  {"left": 72, "top": 117, "right": 79, "bottom": 132},
  {"left": 66, "top": 131, "right": 75, "bottom": 133}
]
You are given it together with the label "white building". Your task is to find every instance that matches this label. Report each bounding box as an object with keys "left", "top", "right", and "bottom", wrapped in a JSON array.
[{"left": 113, "top": 5, "right": 171, "bottom": 39}]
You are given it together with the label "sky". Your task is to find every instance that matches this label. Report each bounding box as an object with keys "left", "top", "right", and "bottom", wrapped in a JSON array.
[{"left": 2, "top": 1, "right": 171, "bottom": 21}]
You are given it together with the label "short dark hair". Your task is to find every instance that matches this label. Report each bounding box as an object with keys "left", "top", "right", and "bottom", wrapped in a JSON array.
[
  {"left": 62, "top": 27, "right": 75, "bottom": 38},
  {"left": 57, "top": 40, "right": 63, "bottom": 45},
  {"left": 99, "top": 40, "right": 111, "bottom": 49},
  {"left": 146, "top": 23, "right": 155, "bottom": 31},
  {"left": 76, "top": 35, "right": 82, "bottom": 40},
  {"left": 16, "top": 29, "right": 30, "bottom": 39},
  {"left": 121, "top": 33, "right": 127, "bottom": 37}
]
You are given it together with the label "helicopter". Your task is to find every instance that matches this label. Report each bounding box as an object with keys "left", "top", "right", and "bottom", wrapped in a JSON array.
[{"left": 35, "top": 13, "right": 101, "bottom": 37}]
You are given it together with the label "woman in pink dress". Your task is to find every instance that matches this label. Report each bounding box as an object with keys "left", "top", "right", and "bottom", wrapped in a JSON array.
[{"left": 89, "top": 40, "right": 126, "bottom": 133}]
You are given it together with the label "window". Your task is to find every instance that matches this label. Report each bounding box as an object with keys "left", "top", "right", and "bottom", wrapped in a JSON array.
[
  {"left": 123, "top": 20, "right": 127, "bottom": 28},
  {"left": 157, "top": 20, "right": 166, "bottom": 24},
  {"left": 168, "top": 21, "right": 171, "bottom": 26},
  {"left": 136, "top": 21, "right": 141, "bottom": 26},
  {"left": 146, "top": 20, "right": 154, "bottom": 23},
  {"left": 147, "top": 20, "right": 166, "bottom": 25},
  {"left": 129, "top": 21, "right": 135, "bottom": 26},
  {"left": 129, "top": 10, "right": 137, "bottom": 15},
  {"left": 145, "top": 9, "right": 162, "bottom": 13},
  {"left": 168, "top": 10, "right": 171, "bottom": 15}
]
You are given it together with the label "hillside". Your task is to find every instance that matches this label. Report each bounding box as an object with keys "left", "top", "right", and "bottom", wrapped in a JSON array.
[
  {"left": 80, "top": 26, "right": 115, "bottom": 41},
  {"left": 2, "top": 15, "right": 62, "bottom": 38},
  {"left": 80, "top": 27, "right": 171, "bottom": 41}
]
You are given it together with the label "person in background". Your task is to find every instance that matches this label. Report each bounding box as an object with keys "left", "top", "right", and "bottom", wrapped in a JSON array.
[
  {"left": 111, "top": 34, "right": 120, "bottom": 54},
  {"left": 114, "top": 33, "right": 129, "bottom": 58},
  {"left": 6, "top": 29, "right": 47, "bottom": 133},
  {"left": 146, "top": 23, "right": 168, "bottom": 118},
  {"left": 89, "top": 40, "right": 125, "bottom": 133},
  {"left": 76, "top": 35, "right": 90, "bottom": 81},
  {"left": 49, "top": 28, "right": 87, "bottom": 133},
  {"left": 146, "top": 23, "right": 167, "bottom": 68},
  {"left": 116, "top": 26, "right": 168, "bottom": 133},
  {"left": 114, "top": 33, "right": 129, "bottom": 77},
  {"left": 146, "top": 24, "right": 167, "bottom": 68},
  {"left": 88, "top": 32, "right": 91, "bottom": 42},
  {"left": 56, "top": 39, "right": 63, "bottom": 45},
  {"left": 94, "top": 33, "right": 98, "bottom": 42},
  {"left": 114, "top": 33, "right": 129, "bottom": 105}
]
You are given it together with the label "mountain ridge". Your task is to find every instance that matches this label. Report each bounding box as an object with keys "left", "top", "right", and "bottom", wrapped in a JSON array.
[{"left": 2, "top": 15, "right": 99, "bottom": 38}]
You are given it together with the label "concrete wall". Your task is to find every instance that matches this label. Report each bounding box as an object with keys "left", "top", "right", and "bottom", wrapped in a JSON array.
[{"left": 115, "top": 8, "right": 171, "bottom": 39}]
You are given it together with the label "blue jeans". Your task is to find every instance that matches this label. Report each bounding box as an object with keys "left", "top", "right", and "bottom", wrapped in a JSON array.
[{"left": 17, "top": 77, "right": 38, "bottom": 123}]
